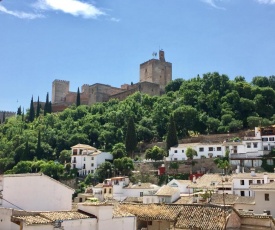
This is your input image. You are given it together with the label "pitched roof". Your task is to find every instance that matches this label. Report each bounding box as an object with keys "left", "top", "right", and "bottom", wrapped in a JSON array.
[
  {"left": 209, "top": 194, "right": 255, "bottom": 205},
  {"left": 118, "top": 203, "right": 232, "bottom": 230},
  {"left": 155, "top": 185, "right": 179, "bottom": 196},
  {"left": 232, "top": 172, "right": 275, "bottom": 179},
  {"left": 12, "top": 211, "right": 93, "bottom": 226},
  {"left": 124, "top": 183, "right": 159, "bottom": 190},
  {"left": 250, "top": 181, "right": 275, "bottom": 190},
  {"left": 71, "top": 144, "right": 96, "bottom": 150},
  {"left": 173, "top": 196, "right": 193, "bottom": 204},
  {"left": 175, "top": 205, "right": 231, "bottom": 230},
  {"left": 188, "top": 174, "right": 222, "bottom": 189}
]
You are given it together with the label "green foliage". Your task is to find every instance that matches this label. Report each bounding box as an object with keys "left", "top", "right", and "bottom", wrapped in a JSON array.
[
  {"left": 145, "top": 146, "right": 166, "bottom": 161},
  {"left": 76, "top": 87, "right": 81, "bottom": 107},
  {"left": 166, "top": 115, "right": 178, "bottom": 151},
  {"left": 111, "top": 143, "right": 126, "bottom": 159},
  {"left": 125, "top": 117, "right": 137, "bottom": 157},
  {"left": 2, "top": 71, "right": 275, "bottom": 175},
  {"left": 113, "top": 157, "right": 134, "bottom": 176}
]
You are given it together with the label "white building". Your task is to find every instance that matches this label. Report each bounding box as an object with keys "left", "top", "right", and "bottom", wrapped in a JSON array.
[
  {"left": 167, "top": 127, "right": 275, "bottom": 168},
  {"left": 167, "top": 179, "right": 193, "bottom": 194},
  {"left": 232, "top": 169, "right": 275, "bottom": 197},
  {"left": 0, "top": 173, "right": 74, "bottom": 211},
  {"left": 71, "top": 144, "right": 113, "bottom": 176}
]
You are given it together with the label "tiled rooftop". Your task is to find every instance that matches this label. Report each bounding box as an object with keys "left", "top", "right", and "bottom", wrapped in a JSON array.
[
  {"left": 173, "top": 196, "right": 193, "bottom": 204},
  {"left": 118, "top": 203, "right": 231, "bottom": 229},
  {"left": 209, "top": 194, "right": 255, "bottom": 205},
  {"left": 124, "top": 183, "right": 159, "bottom": 190},
  {"left": 232, "top": 172, "right": 275, "bottom": 179},
  {"left": 12, "top": 211, "right": 92, "bottom": 225},
  {"left": 189, "top": 174, "right": 223, "bottom": 189},
  {"left": 250, "top": 181, "right": 275, "bottom": 190},
  {"left": 155, "top": 185, "right": 179, "bottom": 196}
]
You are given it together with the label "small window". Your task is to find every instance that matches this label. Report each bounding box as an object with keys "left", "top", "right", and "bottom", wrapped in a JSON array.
[
  {"left": 264, "top": 146, "right": 268, "bottom": 150},
  {"left": 240, "top": 180, "right": 245, "bottom": 185},
  {"left": 182, "top": 150, "right": 184, "bottom": 153},
  {"left": 199, "top": 147, "right": 204, "bottom": 152},
  {"left": 91, "top": 163, "right": 94, "bottom": 167},
  {"left": 174, "top": 158, "right": 178, "bottom": 161},
  {"left": 240, "top": 191, "right": 245, "bottom": 196},
  {"left": 257, "top": 180, "right": 261, "bottom": 184},
  {"left": 174, "top": 150, "right": 178, "bottom": 153},
  {"left": 262, "top": 138, "right": 268, "bottom": 142},
  {"left": 269, "top": 137, "right": 274, "bottom": 141},
  {"left": 249, "top": 180, "right": 253, "bottom": 185},
  {"left": 247, "top": 143, "right": 251, "bottom": 148},
  {"left": 91, "top": 157, "right": 94, "bottom": 160},
  {"left": 217, "top": 147, "right": 221, "bottom": 151},
  {"left": 253, "top": 143, "right": 258, "bottom": 148},
  {"left": 270, "top": 180, "right": 274, "bottom": 182},
  {"left": 84, "top": 157, "right": 86, "bottom": 161},
  {"left": 104, "top": 189, "right": 106, "bottom": 194},
  {"left": 140, "top": 192, "right": 143, "bottom": 197},
  {"left": 209, "top": 147, "right": 214, "bottom": 151},
  {"left": 265, "top": 193, "right": 269, "bottom": 201}
]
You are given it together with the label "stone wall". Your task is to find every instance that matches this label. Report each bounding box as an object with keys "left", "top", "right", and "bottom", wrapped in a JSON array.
[
  {"left": 52, "top": 79, "right": 70, "bottom": 104},
  {"left": 0, "top": 111, "right": 16, "bottom": 123}
]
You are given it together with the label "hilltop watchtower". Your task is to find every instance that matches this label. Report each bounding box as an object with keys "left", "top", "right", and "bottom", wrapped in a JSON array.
[
  {"left": 139, "top": 50, "right": 172, "bottom": 93},
  {"left": 52, "top": 80, "right": 70, "bottom": 104}
]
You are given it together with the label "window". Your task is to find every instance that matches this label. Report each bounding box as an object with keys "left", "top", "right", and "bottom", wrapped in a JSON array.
[
  {"left": 209, "top": 147, "right": 214, "bottom": 151},
  {"left": 174, "top": 150, "right": 178, "bottom": 153},
  {"left": 247, "top": 143, "right": 251, "bottom": 148},
  {"left": 104, "top": 189, "right": 106, "bottom": 194},
  {"left": 91, "top": 157, "right": 94, "bottom": 160},
  {"left": 217, "top": 147, "right": 221, "bottom": 151},
  {"left": 257, "top": 180, "right": 261, "bottom": 184},
  {"left": 265, "top": 193, "right": 269, "bottom": 201},
  {"left": 249, "top": 180, "right": 253, "bottom": 185},
  {"left": 83, "top": 164, "right": 86, "bottom": 169},
  {"left": 91, "top": 163, "right": 94, "bottom": 167},
  {"left": 148, "top": 221, "right": 152, "bottom": 225},
  {"left": 269, "top": 137, "right": 274, "bottom": 141},
  {"left": 140, "top": 192, "right": 143, "bottom": 197},
  {"left": 240, "top": 191, "right": 245, "bottom": 196},
  {"left": 270, "top": 180, "right": 274, "bottom": 182},
  {"left": 240, "top": 180, "right": 245, "bottom": 185},
  {"left": 264, "top": 146, "right": 268, "bottom": 150},
  {"left": 199, "top": 147, "right": 204, "bottom": 152},
  {"left": 182, "top": 150, "right": 184, "bottom": 153},
  {"left": 174, "top": 158, "right": 178, "bottom": 161},
  {"left": 262, "top": 138, "right": 268, "bottom": 142},
  {"left": 84, "top": 157, "right": 85, "bottom": 161},
  {"left": 253, "top": 143, "right": 258, "bottom": 148}
]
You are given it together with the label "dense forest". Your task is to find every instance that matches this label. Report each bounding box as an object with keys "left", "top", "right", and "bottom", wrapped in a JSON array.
[{"left": 1, "top": 72, "right": 275, "bottom": 177}]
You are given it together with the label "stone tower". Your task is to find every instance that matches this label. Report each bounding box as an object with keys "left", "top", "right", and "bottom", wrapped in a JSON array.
[
  {"left": 52, "top": 80, "right": 70, "bottom": 104},
  {"left": 139, "top": 50, "right": 172, "bottom": 93}
]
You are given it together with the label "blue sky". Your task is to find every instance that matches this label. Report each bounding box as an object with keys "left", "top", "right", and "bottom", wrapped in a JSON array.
[{"left": 1, "top": 0, "right": 275, "bottom": 112}]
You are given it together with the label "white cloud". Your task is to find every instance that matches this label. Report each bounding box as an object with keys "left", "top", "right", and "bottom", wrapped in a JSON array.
[
  {"left": 256, "top": 0, "right": 275, "bottom": 4},
  {"left": 34, "top": 0, "right": 105, "bottom": 18},
  {"left": 201, "top": 0, "right": 225, "bottom": 9},
  {"left": 0, "top": 5, "right": 44, "bottom": 19},
  {"left": 110, "top": 17, "right": 120, "bottom": 22}
]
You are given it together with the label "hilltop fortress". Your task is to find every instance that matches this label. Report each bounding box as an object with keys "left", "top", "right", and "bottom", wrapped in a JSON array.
[{"left": 51, "top": 50, "right": 172, "bottom": 112}]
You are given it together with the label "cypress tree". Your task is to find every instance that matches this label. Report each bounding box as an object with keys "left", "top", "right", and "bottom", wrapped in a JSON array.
[
  {"left": 36, "top": 96, "right": 40, "bottom": 118},
  {"left": 49, "top": 101, "right": 52, "bottom": 114},
  {"left": 36, "top": 131, "right": 42, "bottom": 159},
  {"left": 125, "top": 116, "right": 137, "bottom": 158},
  {"left": 2, "top": 112, "right": 6, "bottom": 123},
  {"left": 44, "top": 92, "right": 49, "bottom": 115},
  {"left": 76, "top": 87, "right": 81, "bottom": 107},
  {"left": 166, "top": 114, "right": 178, "bottom": 153},
  {"left": 17, "top": 106, "right": 22, "bottom": 115},
  {"left": 29, "top": 96, "right": 35, "bottom": 122}
]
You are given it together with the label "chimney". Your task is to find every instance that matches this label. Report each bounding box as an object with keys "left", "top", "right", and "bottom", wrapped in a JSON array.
[
  {"left": 250, "top": 168, "right": 256, "bottom": 177},
  {"left": 193, "top": 175, "right": 196, "bottom": 183},
  {"left": 264, "top": 173, "right": 268, "bottom": 184}
]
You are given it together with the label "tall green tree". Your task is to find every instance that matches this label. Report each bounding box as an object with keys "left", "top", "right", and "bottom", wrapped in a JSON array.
[
  {"left": 29, "top": 96, "right": 35, "bottom": 122},
  {"left": 76, "top": 87, "right": 81, "bottom": 107},
  {"left": 36, "top": 96, "right": 40, "bottom": 118},
  {"left": 166, "top": 114, "right": 178, "bottom": 152},
  {"left": 44, "top": 92, "right": 50, "bottom": 115},
  {"left": 17, "top": 106, "right": 22, "bottom": 115},
  {"left": 125, "top": 116, "right": 137, "bottom": 158},
  {"left": 36, "top": 131, "right": 43, "bottom": 159},
  {"left": 186, "top": 147, "right": 198, "bottom": 174}
]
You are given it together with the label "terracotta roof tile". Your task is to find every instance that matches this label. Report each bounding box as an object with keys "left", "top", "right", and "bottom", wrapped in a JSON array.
[
  {"left": 250, "top": 181, "right": 275, "bottom": 190},
  {"left": 12, "top": 211, "right": 92, "bottom": 226},
  {"left": 189, "top": 174, "right": 223, "bottom": 189},
  {"left": 155, "top": 185, "right": 179, "bottom": 196}
]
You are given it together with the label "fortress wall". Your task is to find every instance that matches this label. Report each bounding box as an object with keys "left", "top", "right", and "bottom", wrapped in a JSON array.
[{"left": 0, "top": 111, "right": 16, "bottom": 123}]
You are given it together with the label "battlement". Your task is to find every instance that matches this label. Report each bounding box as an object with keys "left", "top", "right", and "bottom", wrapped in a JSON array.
[
  {"left": 0, "top": 111, "right": 16, "bottom": 114},
  {"left": 52, "top": 79, "right": 70, "bottom": 84}
]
